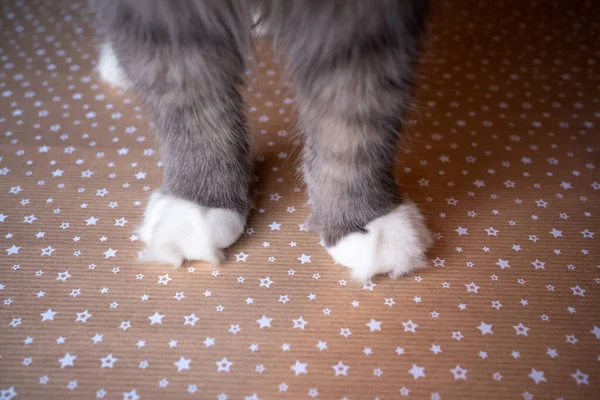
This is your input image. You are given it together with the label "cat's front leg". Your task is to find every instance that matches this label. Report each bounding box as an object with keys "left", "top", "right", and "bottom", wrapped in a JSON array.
[
  {"left": 268, "top": 0, "right": 433, "bottom": 281},
  {"left": 300, "top": 111, "right": 434, "bottom": 282},
  {"left": 91, "top": 0, "right": 254, "bottom": 266}
]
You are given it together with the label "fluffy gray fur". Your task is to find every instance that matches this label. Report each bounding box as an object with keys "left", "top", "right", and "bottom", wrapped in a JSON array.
[{"left": 90, "top": 0, "right": 429, "bottom": 246}]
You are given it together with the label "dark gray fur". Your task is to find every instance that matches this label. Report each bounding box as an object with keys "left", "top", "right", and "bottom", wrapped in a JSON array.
[{"left": 90, "top": 0, "right": 429, "bottom": 246}]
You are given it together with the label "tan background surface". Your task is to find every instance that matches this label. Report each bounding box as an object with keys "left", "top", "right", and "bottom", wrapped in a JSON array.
[{"left": 1, "top": 0, "right": 599, "bottom": 399}]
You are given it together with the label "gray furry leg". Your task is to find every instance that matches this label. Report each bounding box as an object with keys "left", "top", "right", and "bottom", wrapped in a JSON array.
[
  {"left": 90, "top": 0, "right": 254, "bottom": 266},
  {"left": 264, "top": 0, "right": 434, "bottom": 280}
]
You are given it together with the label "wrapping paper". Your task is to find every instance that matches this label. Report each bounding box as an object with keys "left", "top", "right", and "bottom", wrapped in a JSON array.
[{"left": 0, "top": 0, "right": 598, "bottom": 398}]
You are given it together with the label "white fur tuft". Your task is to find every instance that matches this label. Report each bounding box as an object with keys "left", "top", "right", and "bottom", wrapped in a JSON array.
[
  {"left": 96, "top": 42, "right": 132, "bottom": 90},
  {"left": 252, "top": 11, "right": 269, "bottom": 38},
  {"left": 137, "top": 192, "right": 246, "bottom": 267},
  {"left": 326, "top": 201, "right": 433, "bottom": 282}
]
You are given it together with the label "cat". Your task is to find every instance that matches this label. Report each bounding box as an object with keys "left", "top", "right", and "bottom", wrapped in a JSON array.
[{"left": 89, "top": 0, "right": 433, "bottom": 282}]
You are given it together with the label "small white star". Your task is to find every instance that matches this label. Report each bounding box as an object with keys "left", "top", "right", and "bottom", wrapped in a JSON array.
[
  {"left": 455, "top": 226, "right": 468, "bottom": 236},
  {"left": 75, "top": 309, "right": 92, "bottom": 323},
  {"left": 114, "top": 217, "right": 128, "bottom": 227},
  {"left": 6, "top": 245, "right": 20, "bottom": 255},
  {"left": 408, "top": 364, "right": 425, "bottom": 380},
  {"left": 571, "top": 369, "right": 589, "bottom": 385},
  {"left": 259, "top": 276, "right": 274, "bottom": 288},
  {"left": 450, "top": 365, "right": 468, "bottom": 380},
  {"left": 85, "top": 216, "right": 99, "bottom": 225},
  {"left": 528, "top": 368, "right": 546, "bottom": 385},
  {"left": 293, "top": 316, "right": 308, "bottom": 330},
  {"left": 183, "top": 313, "right": 199, "bottom": 327},
  {"left": 332, "top": 361, "right": 349, "bottom": 376},
  {"left": 23, "top": 214, "right": 37, "bottom": 224},
  {"left": 235, "top": 252, "right": 248, "bottom": 262},
  {"left": 40, "top": 308, "right": 57, "bottom": 321},
  {"left": 581, "top": 229, "right": 595, "bottom": 239},
  {"left": 402, "top": 320, "right": 418, "bottom": 333},
  {"left": 174, "top": 356, "right": 191, "bottom": 372},
  {"left": 216, "top": 357, "right": 233, "bottom": 372},
  {"left": 257, "top": 315, "right": 273, "bottom": 328},
  {"left": 103, "top": 248, "right": 117, "bottom": 258},
  {"left": 268, "top": 221, "right": 281, "bottom": 231},
  {"left": 366, "top": 319, "right": 382, "bottom": 332},
  {"left": 100, "top": 354, "right": 118, "bottom": 368},
  {"left": 316, "top": 341, "right": 328, "bottom": 351},
  {"left": 485, "top": 226, "right": 499, "bottom": 236},
  {"left": 148, "top": 312, "right": 164, "bottom": 325},
  {"left": 290, "top": 360, "right": 308, "bottom": 376},
  {"left": 513, "top": 322, "right": 530, "bottom": 336},
  {"left": 58, "top": 353, "right": 77, "bottom": 368},
  {"left": 477, "top": 322, "right": 493, "bottom": 335},
  {"left": 546, "top": 348, "right": 559, "bottom": 358},
  {"left": 570, "top": 285, "right": 585, "bottom": 297},
  {"left": 549, "top": 228, "right": 563, "bottom": 238},
  {"left": 297, "top": 253, "right": 311, "bottom": 264}
]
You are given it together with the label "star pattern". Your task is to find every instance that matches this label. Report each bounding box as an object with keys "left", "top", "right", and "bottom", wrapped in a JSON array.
[{"left": 0, "top": 0, "right": 597, "bottom": 399}]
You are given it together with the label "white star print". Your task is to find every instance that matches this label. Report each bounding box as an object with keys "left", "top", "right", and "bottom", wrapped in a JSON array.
[
  {"left": 316, "top": 341, "right": 327, "bottom": 351},
  {"left": 6, "top": 245, "right": 20, "bottom": 255},
  {"left": 297, "top": 253, "right": 311, "bottom": 264},
  {"left": 40, "top": 308, "right": 57, "bottom": 321},
  {"left": 528, "top": 368, "right": 546, "bottom": 384},
  {"left": 235, "top": 252, "right": 249, "bottom": 262},
  {"left": 103, "top": 248, "right": 117, "bottom": 258},
  {"left": 148, "top": 312, "right": 164, "bottom": 325},
  {"left": 332, "top": 361, "right": 349, "bottom": 376},
  {"left": 290, "top": 360, "right": 308, "bottom": 376},
  {"left": 430, "top": 344, "right": 442, "bottom": 355},
  {"left": 268, "top": 221, "right": 281, "bottom": 231},
  {"left": 100, "top": 354, "right": 118, "bottom": 368},
  {"left": 293, "top": 316, "right": 308, "bottom": 330},
  {"left": 174, "top": 356, "right": 191, "bottom": 372},
  {"left": 183, "top": 313, "right": 199, "bottom": 327},
  {"left": 571, "top": 369, "right": 589, "bottom": 385},
  {"left": 513, "top": 322, "right": 530, "bottom": 336},
  {"left": 408, "top": 364, "right": 425, "bottom": 380},
  {"left": 450, "top": 365, "right": 468, "bottom": 380},
  {"left": 216, "top": 357, "right": 233, "bottom": 372},
  {"left": 58, "top": 353, "right": 76, "bottom": 368},
  {"left": 157, "top": 274, "right": 172, "bottom": 285},
  {"left": 85, "top": 216, "right": 99, "bottom": 225},
  {"left": 259, "top": 277, "right": 274, "bottom": 288},
  {"left": 401, "top": 320, "right": 418, "bottom": 333},
  {"left": 257, "top": 315, "right": 273, "bottom": 328},
  {"left": 75, "top": 309, "right": 92, "bottom": 323},
  {"left": 477, "top": 322, "right": 493, "bottom": 335},
  {"left": 366, "top": 319, "right": 382, "bottom": 332},
  {"left": 455, "top": 226, "right": 468, "bottom": 235}
]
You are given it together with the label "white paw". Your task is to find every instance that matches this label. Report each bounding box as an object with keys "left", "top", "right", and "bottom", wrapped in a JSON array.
[
  {"left": 326, "top": 201, "right": 433, "bottom": 282},
  {"left": 137, "top": 192, "right": 246, "bottom": 267},
  {"left": 96, "top": 42, "right": 132, "bottom": 90}
]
